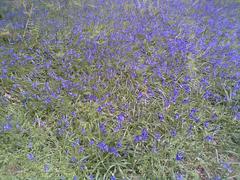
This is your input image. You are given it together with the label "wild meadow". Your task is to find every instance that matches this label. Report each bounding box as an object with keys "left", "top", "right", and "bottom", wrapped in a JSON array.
[{"left": 0, "top": 0, "right": 240, "bottom": 179}]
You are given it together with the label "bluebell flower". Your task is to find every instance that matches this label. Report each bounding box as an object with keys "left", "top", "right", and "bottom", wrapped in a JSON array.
[
  {"left": 97, "top": 106, "right": 102, "bottom": 113},
  {"left": 211, "top": 113, "right": 218, "bottom": 121},
  {"left": 89, "top": 174, "right": 94, "bottom": 180},
  {"left": 78, "top": 146, "right": 84, "bottom": 153},
  {"left": 234, "top": 112, "right": 240, "bottom": 121},
  {"left": 189, "top": 108, "right": 200, "bottom": 123},
  {"left": 116, "top": 139, "right": 122, "bottom": 148},
  {"left": 182, "top": 98, "right": 189, "bottom": 104},
  {"left": 97, "top": 141, "right": 109, "bottom": 152},
  {"left": 141, "top": 128, "right": 148, "bottom": 141},
  {"left": 72, "top": 138, "right": 80, "bottom": 148},
  {"left": 70, "top": 156, "right": 77, "bottom": 163},
  {"left": 71, "top": 111, "right": 77, "bottom": 117},
  {"left": 175, "top": 113, "right": 180, "bottom": 120},
  {"left": 27, "top": 153, "right": 34, "bottom": 161},
  {"left": 3, "top": 123, "right": 12, "bottom": 131},
  {"left": 204, "top": 135, "right": 213, "bottom": 142},
  {"left": 134, "top": 135, "right": 142, "bottom": 143},
  {"left": 182, "top": 84, "right": 191, "bottom": 94},
  {"left": 175, "top": 173, "right": 184, "bottom": 180},
  {"left": 99, "top": 123, "right": 107, "bottom": 134},
  {"left": 110, "top": 175, "right": 116, "bottom": 180},
  {"left": 109, "top": 147, "right": 120, "bottom": 157},
  {"left": 158, "top": 113, "right": 164, "bottom": 122},
  {"left": 51, "top": 92, "right": 59, "bottom": 99},
  {"left": 131, "top": 72, "right": 137, "bottom": 78},
  {"left": 151, "top": 141, "right": 158, "bottom": 153},
  {"left": 109, "top": 106, "right": 115, "bottom": 113},
  {"left": 73, "top": 175, "right": 79, "bottom": 180},
  {"left": 170, "top": 129, "right": 177, "bottom": 137},
  {"left": 203, "top": 121, "right": 210, "bottom": 128},
  {"left": 28, "top": 142, "right": 33, "bottom": 149},
  {"left": 81, "top": 128, "right": 86, "bottom": 135},
  {"left": 176, "top": 151, "right": 184, "bottom": 161},
  {"left": 117, "top": 113, "right": 125, "bottom": 122},
  {"left": 213, "top": 176, "right": 221, "bottom": 180},
  {"left": 44, "top": 97, "right": 51, "bottom": 104},
  {"left": 221, "top": 161, "right": 233, "bottom": 173},
  {"left": 44, "top": 164, "right": 49, "bottom": 173},
  {"left": 114, "top": 123, "right": 122, "bottom": 133},
  {"left": 89, "top": 139, "right": 95, "bottom": 146},
  {"left": 203, "top": 90, "right": 212, "bottom": 99},
  {"left": 45, "top": 82, "right": 51, "bottom": 92},
  {"left": 5, "top": 114, "right": 13, "bottom": 121},
  {"left": 154, "top": 133, "right": 161, "bottom": 141}
]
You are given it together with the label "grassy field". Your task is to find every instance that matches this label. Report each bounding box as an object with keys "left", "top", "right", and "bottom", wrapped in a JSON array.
[{"left": 0, "top": 0, "right": 240, "bottom": 179}]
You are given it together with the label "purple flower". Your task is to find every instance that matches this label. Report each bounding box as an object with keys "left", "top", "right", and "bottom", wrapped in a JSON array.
[
  {"left": 187, "top": 124, "right": 193, "bottom": 136},
  {"left": 117, "top": 113, "right": 125, "bottom": 122},
  {"left": 203, "top": 90, "right": 212, "bottom": 99},
  {"left": 170, "top": 129, "right": 177, "bottom": 137},
  {"left": 71, "top": 111, "right": 77, "bottom": 117},
  {"left": 28, "top": 142, "right": 33, "bottom": 149},
  {"left": 81, "top": 128, "right": 86, "bottom": 135},
  {"left": 109, "top": 106, "right": 115, "bottom": 113},
  {"left": 190, "top": 108, "right": 198, "bottom": 114},
  {"left": 5, "top": 114, "right": 13, "bottom": 121},
  {"left": 189, "top": 108, "right": 200, "bottom": 123},
  {"left": 213, "top": 176, "right": 221, "bottom": 180},
  {"left": 97, "top": 141, "right": 109, "bottom": 152},
  {"left": 203, "top": 121, "right": 210, "bottom": 128},
  {"left": 44, "top": 97, "right": 51, "bottom": 104},
  {"left": 152, "top": 142, "right": 158, "bottom": 153},
  {"left": 51, "top": 92, "right": 59, "bottom": 99},
  {"left": 134, "top": 128, "right": 149, "bottom": 143},
  {"left": 182, "top": 84, "right": 191, "bottom": 94},
  {"left": 221, "top": 161, "right": 233, "bottom": 173},
  {"left": 78, "top": 146, "right": 84, "bottom": 153},
  {"left": 99, "top": 123, "right": 107, "bottom": 134},
  {"left": 72, "top": 139, "right": 80, "bottom": 148},
  {"left": 97, "top": 106, "right": 102, "bottom": 113},
  {"left": 154, "top": 133, "right": 161, "bottom": 141},
  {"left": 109, "top": 147, "right": 120, "bottom": 157},
  {"left": 27, "top": 153, "right": 35, "bottom": 161},
  {"left": 45, "top": 82, "right": 51, "bottom": 92},
  {"left": 110, "top": 175, "right": 116, "bottom": 180},
  {"left": 70, "top": 156, "right": 77, "bottom": 163},
  {"left": 176, "top": 151, "right": 184, "bottom": 161},
  {"left": 141, "top": 128, "right": 148, "bottom": 141},
  {"left": 88, "top": 174, "right": 94, "bottom": 180},
  {"left": 89, "top": 139, "right": 95, "bottom": 146},
  {"left": 234, "top": 112, "right": 240, "bottom": 121},
  {"left": 175, "top": 113, "right": 180, "bottom": 120},
  {"left": 175, "top": 173, "right": 184, "bottom": 180},
  {"left": 3, "top": 123, "right": 12, "bottom": 131},
  {"left": 73, "top": 176, "right": 79, "bottom": 180},
  {"left": 204, "top": 135, "right": 213, "bottom": 142},
  {"left": 116, "top": 140, "right": 122, "bottom": 148},
  {"left": 44, "top": 164, "right": 49, "bottom": 173},
  {"left": 158, "top": 113, "right": 164, "bottom": 122},
  {"left": 114, "top": 123, "right": 122, "bottom": 133},
  {"left": 137, "top": 92, "right": 143, "bottom": 99},
  {"left": 134, "top": 135, "right": 142, "bottom": 143},
  {"left": 211, "top": 113, "right": 218, "bottom": 121},
  {"left": 182, "top": 98, "right": 189, "bottom": 104}
]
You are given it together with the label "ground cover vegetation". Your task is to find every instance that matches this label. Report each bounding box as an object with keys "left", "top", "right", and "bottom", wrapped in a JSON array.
[{"left": 0, "top": 0, "right": 240, "bottom": 179}]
